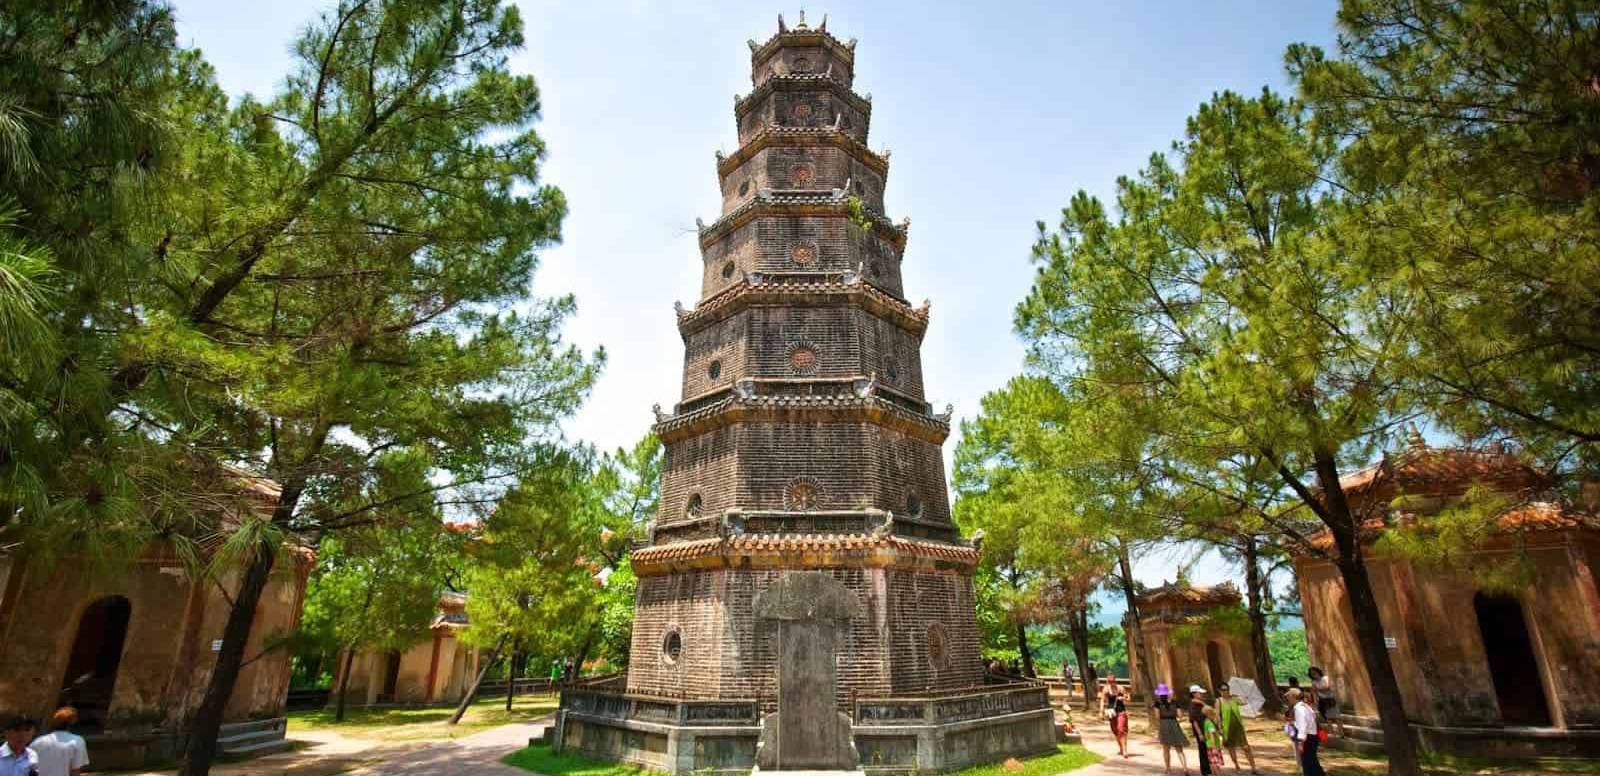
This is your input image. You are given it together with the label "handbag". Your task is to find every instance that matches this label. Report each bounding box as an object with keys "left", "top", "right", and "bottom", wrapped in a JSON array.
[{"left": 1317, "top": 728, "right": 1330, "bottom": 743}]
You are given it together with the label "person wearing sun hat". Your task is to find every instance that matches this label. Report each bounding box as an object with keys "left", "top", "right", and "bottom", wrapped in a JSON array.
[
  {"left": 1153, "top": 683, "right": 1191, "bottom": 774},
  {"left": 1187, "top": 685, "right": 1216, "bottom": 775}
]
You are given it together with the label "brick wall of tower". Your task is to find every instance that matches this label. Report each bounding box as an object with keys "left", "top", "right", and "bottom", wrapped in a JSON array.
[
  {"left": 734, "top": 422, "right": 950, "bottom": 522},
  {"left": 754, "top": 46, "right": 854, "bottom": 87},
  {"left": 700, "top": 216, "right": 904, "bottom": 300},
  {"left": 658, "top": 426, "right": 741, "bottom": 529},
  {"left": 681, "top": 315, "right": 748, "bottom": 399},
  {"left": 625, "top": 566, "right": 984, "bottom": 703},
  {"left": 885, "top": 570, "right": 985, "bottom": 693},
  {"left": 739, "top": 89, "right": 869, "bottom": 145},
  {"left": 718, "top": 147, "right": 886, "bottom": 213}
]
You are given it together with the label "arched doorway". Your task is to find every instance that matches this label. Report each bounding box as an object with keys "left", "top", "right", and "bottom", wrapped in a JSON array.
[
  {"left": 1474, "top": 593, "right": 1552, "bottom": 726},
  {"left": 59, "top": 596, "right": 132, "bottom": 728},
  {"left": 379, "top": 651, "right": 402, "bottom": 702},
  {"left": 1205, "top": 641, "right": 1226, "bottom": 691}
]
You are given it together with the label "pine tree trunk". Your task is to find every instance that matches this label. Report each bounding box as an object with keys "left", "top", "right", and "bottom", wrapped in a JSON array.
[
  {"left": 1243, "top": 538, "right": 1282, "bottom": 715},
  {"left": 178, "top": 538, "right": 277, "bottom": 776},
  {"left": 450, "top": 633, "right": 507, "bottom": 725},
  {"left": 571, "top": 629, "right": 595, "bottom": 681},
  {"left": 1116, "top": 542, "right": 1156, "bottom": 700},
  {"left": 1310, "top": 447, "right": 1419, "bottom": 776},
  {"left": 505, "top": 648, "right": 519, "bottom": 712},
  {"left": 1068, "top": 606, "right": 1093, "bottom": 709},
  {"left": 335, "top": 647, "right": 357, "bottom": 722},
  {"left": 1015, "top": 621, "right": 1036, "bottom": 677}
]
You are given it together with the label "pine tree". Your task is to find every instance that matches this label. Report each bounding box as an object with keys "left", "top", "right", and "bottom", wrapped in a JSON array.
[{"left": 1020, "top": 90, "right": 1424, "bottom": 774}]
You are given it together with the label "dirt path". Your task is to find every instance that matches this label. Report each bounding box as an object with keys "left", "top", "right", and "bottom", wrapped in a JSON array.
[{"left": 1070, "top": 712, "right": 1300, "bottom": 776}]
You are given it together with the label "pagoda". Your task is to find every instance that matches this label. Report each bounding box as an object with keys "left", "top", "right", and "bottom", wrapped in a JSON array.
[{"left": 553, "top": 14, "right": 1055, "bottom": 773}]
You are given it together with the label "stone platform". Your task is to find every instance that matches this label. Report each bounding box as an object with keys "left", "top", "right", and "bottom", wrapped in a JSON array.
[{"left": 553, "top": 680, "right": 1057, "bottom": 774}]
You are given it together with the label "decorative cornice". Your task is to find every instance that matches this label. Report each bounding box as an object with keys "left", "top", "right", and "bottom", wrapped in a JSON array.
[
  {"left": 735, "top": 74, "right": 872, "bottom": 122},
  {"left": 698, "top": 190, "right": 907, "bottom": 251},
  {"left": 631, "top": 533, "right": 977, "bottom": 577},
  {"left": 749, "top": 17, "right": 857, "bottom": 70},
  {"left": 653, "top": 381, "right": 950, "bottom": 445},
  {"left": 676, "top": 273, "right": 927, "bottom": 338},
  {"left": 717, "top": 125, "right": 889, "bottom": 178}
]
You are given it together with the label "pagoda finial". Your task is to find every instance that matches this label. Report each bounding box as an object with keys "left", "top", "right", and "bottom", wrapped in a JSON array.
[
  {"left": 797, "top": 9, "right": 808, "bottom": 29},
  {"left": 1406, "top": 423, "right": 1426, "bottom": 451},
  {"left": 819, "top": 13, "right": 828, "bottom": 32},
  {"left": 777, "top": 13, "right": 786, "bottom": 33}
]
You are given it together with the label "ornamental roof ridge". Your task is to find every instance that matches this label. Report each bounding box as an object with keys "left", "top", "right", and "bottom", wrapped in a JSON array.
[
  {"left": 733, "top": 73, "right": 872, "bottom": 118},
  {"left": 748, "top": 13, "right": 857, "bottom": 66},
  {"left": 716, "top": 125, "right": 889, "bottom": 177},
  {"left": 675, "top": 275, "right": 927, "bottom": 336},
  {"left": 630, "top": 532, "right": 979, "bottom": 569},
  {"left": 697, "top": 192, "right": 906, "bottom": 250}
]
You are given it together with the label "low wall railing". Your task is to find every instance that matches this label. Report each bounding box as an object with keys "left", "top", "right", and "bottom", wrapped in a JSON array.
[
  {"left": 854, "top": 682, "right": 1051, "bottom": 725},
  {"left": 560, "top": 686, "right": 760, "bottom": 727}
]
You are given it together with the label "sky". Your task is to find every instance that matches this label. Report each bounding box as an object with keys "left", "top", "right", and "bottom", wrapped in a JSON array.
[{"left": 172, "top": 0, "right": 1339, "bottom": 599}]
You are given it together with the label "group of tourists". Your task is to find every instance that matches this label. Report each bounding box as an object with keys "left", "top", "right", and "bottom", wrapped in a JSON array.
[
  {"left": 1097, "top": 668, "right": 1341, "bottom": 776},
  {"left": 0, "top": 707, "right": 90, "bottom": 776}
]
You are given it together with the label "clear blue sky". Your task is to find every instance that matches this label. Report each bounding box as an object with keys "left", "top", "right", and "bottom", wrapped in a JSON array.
[{"left": 173, "top": 1, "right": 1338, "bottom": 596}]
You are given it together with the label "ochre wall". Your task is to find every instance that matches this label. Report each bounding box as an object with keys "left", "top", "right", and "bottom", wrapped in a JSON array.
[
  {"left": 1296, "top": 532, "right": 1600, "bottom": 729},
  {"left": 0, "top": 542, "right": 308, "bottom": 730}
]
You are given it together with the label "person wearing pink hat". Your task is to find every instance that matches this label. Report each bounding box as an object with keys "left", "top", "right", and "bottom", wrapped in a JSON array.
[{"left": 1153, "top": 683, "right": 1191, "bottom": 775}]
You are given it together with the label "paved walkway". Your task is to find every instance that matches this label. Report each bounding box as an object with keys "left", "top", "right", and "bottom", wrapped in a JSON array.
[
  {"left": 338, "top": 718, "right": 548, "bottom": 775},
  {"left": 1071, "top": 714, "right": 1295, "bottom": 776}
]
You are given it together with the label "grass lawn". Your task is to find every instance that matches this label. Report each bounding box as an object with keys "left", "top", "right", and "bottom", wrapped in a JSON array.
[
  {"left": 945, "top": 745, "right": 1102, "bottom": 776},
  {"left": 503, "top": 742, "right": 651, "bottom": 776},
  {"left": 286, "top": 693, "right": 559, "bottom": 742},
  {"left": 502, "top": 743, "right": 1100, "bottom": 776}
]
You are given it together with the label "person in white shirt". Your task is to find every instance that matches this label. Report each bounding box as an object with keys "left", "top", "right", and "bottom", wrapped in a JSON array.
[
  {"left": 0, "top": 716, "right": 39, "bottom": 776},
  {"left": 31, "top": 708, "right": 88, "bottom": 776},
  {"left": 1288, "top": 689, "right": 1324, "bottom": 776}
]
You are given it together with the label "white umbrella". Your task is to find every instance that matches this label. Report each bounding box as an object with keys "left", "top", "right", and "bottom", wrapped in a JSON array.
[{"left": 1227, "top": 676, "right": 1267, "bottom": 717}]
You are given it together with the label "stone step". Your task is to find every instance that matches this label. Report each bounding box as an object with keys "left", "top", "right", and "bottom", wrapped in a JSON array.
[
  {"left": 218, "top": 728, "right": 284, "bottom": 748},
  {"left": 218, "top": 717, "right": 286, "bottom": 738},
  {"left": 220, "top": 737, "right": 294, "bottom": 759}
]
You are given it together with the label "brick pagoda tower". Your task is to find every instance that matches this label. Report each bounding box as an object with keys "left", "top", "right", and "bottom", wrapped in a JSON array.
[{"left": 554, "top": 15, "right": 1055, "bottom": 772}]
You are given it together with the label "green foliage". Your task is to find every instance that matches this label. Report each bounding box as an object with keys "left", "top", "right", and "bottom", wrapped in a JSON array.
[
  {"left": 1269, "top": 627, "right": 1310, "bottom": 684},
  {"left": 1087, "top": 624, "right": 1130, "bottom": 678},
  {"left": 299, "top": 520, "right": 461, "bottom": 661},
  {"left": 1169, "top": 606, "right": 1252, "bottom": 648},
  {"left": 1289, "top": 0, "right": 1600, "bottom": 474}
]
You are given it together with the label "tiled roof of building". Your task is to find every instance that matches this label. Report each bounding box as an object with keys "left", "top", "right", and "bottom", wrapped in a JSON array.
[
  {"left": 717, "top": 126, "right": 888, "bottom": 176},
  {"left": 1135, "top": 582, "right": 1241, "bottom": 609},
  {"left": 1305, "top": 500, "right": 1600, "bottom": 552},
  {"left": 698, "top": 192, "right": 906, "bottom": 249}
]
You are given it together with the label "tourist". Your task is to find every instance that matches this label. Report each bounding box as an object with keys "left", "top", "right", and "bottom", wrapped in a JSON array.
[
  {"left": 1216, "top": 683, "right": 1258, "bottom": 774},
  {"left": 1153, "top": 684, "right": 1191, "bottom": 775},
  {"left": 31, "top": 707, "right": 88, "bottom": 776},
  {"left": 1187, "top": 685, "right": 1214, "bottom": 775},
  {"left": 1308, "top": 667, "right": 1344, "bottom": 738},
  {"left": 0, "top": 717, "right": 39, "bottom": 776},
  {"left": 1284, "top": 676, "right": 1301, "bottom": 711},
  {"left": 1288, "top": 688, "right": 1325, "bottom": 776},
  {"left": 1203, "top": 702, "right": 1226, "bottom": 773},
  {"left": 1101, "top": 674, "right": 1129, "bottom": 758}
]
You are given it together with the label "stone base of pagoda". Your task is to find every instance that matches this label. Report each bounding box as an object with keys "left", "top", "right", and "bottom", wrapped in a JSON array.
[{"left": 552, "top": 684, "right": 1058, "bottom": 774}]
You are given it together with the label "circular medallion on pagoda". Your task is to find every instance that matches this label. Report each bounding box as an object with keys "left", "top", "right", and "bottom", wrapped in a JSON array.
[
  {"left": 784, "top": 478, "right": 822, "bottom": 511},
  {"left": 662, "top": 627, "right": 683, "bottom": 664},
  {"left": 791, "top": 163, "right": 816, "bottom": 187},
  {"left": 790, "top": 241, "right": 818, "bottom": 267},
  {"left": 686, "top": 493, "right": 703, "bottom": 518},
  {"left": 788, "top": 344, "right": 819, "bottom": 374},
  {"left": 791, "top": 102, "right": 813, "bottom": 123}
]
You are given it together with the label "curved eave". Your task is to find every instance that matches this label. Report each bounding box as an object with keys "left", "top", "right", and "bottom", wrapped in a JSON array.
[
  {"left": 631, "top": 534, "right": 977, "bottom": 577},
  {"left": 750, "top": 28, "right": 857, "bottom": 71},
  {"left": 698, "top": 194, "right": 907, "bottom": 251},
  {"left": 718, "top": 126, "right": 888, "bottom": 178},
  {"left": 677, "top": 278, "right": 928, "bottom": 339},
  {"left": 653, "top": 394, "right": 951, "bottom": 445},
  {"left": 735, "top": 75, "right": 872, "bottom": 122}
]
